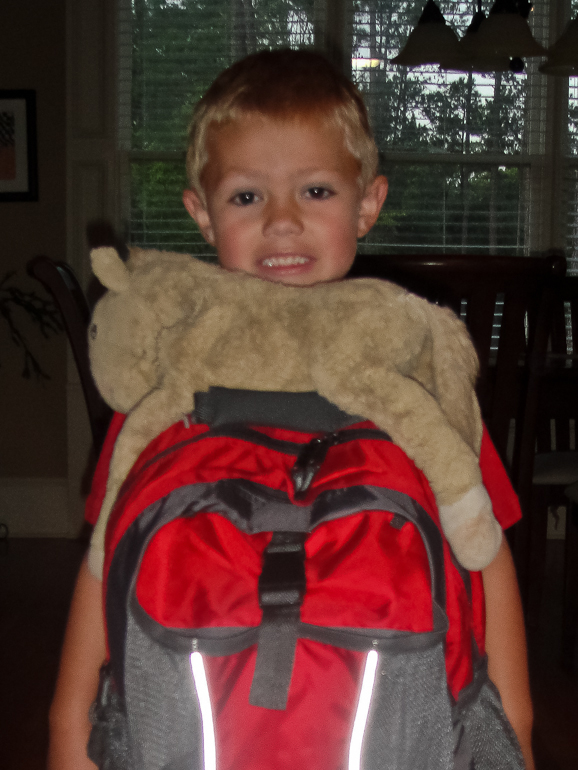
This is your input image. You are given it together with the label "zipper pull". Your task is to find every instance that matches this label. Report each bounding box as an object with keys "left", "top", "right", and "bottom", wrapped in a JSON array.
[{"left": 291, "top": 432, "right": 341, "bottom": 500}]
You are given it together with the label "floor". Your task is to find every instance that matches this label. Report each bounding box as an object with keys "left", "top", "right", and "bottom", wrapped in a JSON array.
[
  {"left": 527, "top": 540, "right": 578, "bottom": 770},
  {"left": 0, "top": 536, "right": 576, "bottom": 770},
  {"left": 0, "top": 538, "right": 85, "bottom": 770}
]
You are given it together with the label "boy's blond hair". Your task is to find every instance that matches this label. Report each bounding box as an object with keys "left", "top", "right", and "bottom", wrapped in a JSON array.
[{"left": 186, "top": 49, "right": 379, "bottom": 203}]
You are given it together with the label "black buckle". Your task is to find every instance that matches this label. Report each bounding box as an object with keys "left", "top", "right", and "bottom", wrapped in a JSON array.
[{"left": 259, "top": 531, "right": 307, "bottom": 608}]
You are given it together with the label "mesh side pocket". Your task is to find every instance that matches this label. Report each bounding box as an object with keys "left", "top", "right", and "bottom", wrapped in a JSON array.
[
  {"left": 88, "top": 664, "right": 134, "bottom": 770},
  {"left": 124, "top": 613, "right": 203, "bottom": 770},
  {"left": 361, "top": 643, "right": 454, "bottom": 770},
  {"left": 454, "top": 659, "right": 525, "bottom": 770}
]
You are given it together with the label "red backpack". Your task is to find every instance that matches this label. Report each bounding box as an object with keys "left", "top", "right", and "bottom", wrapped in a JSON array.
[{"left": 88, "top": 389, "right": 523, "bottom": 770}]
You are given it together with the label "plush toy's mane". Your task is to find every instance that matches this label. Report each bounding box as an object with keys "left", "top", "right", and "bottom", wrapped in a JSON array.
[{"left": 87, "top": 246, "right": 502, "bottom": 576}]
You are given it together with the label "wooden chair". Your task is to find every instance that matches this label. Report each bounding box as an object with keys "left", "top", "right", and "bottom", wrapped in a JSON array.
[
  {"left": 349, "top": 252, "right": 566, "bottom": 600},
  {"left": 529, "top": 276, "right": 578, "bottom": 667},
  {"left": 27, "top": 256, "right": 113, "bottom": 456}
]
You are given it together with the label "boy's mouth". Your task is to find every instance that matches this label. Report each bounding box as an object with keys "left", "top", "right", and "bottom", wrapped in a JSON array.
[{"left": 261, "top": 255, "right": 310, "bottom": 268}]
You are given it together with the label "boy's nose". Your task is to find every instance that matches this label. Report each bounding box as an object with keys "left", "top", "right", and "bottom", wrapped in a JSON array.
[{"left": 262, "top": 196, "right": 304, "bottom": 236}]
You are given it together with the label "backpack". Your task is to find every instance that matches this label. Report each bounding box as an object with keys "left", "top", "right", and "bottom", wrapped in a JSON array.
[{"left": 88, "top": 389, "right": 524, "bottom": 770}]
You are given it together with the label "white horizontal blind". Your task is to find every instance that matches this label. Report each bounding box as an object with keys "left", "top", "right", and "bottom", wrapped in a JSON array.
[
  {"left": 359, "top": 160, "right": 531, "bottom": 254},
  {"left": 119, "top": 0, "right": 577, "bottom": 265}
]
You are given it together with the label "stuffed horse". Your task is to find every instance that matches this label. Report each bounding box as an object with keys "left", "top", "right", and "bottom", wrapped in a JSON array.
[{"left": 87, "top": 246, "right": 502, "bottom": 574}]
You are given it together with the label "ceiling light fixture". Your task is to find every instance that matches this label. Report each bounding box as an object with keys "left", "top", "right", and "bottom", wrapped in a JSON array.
[
  {"left": 390, "top": 0, "right": 463, "bottom": 68},
  {"left": 539, "top": 13, "right": 578, "bottom": 76},
  {"left": 442, "top": 2, "right": 512, "bottom": 72},
  {"left": 467, "top": 0, "right": 546, "bottom": 59}
]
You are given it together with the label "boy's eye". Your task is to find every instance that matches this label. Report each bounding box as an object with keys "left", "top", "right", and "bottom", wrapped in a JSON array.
[
  {"left": 232, "top": 191, "right": 258, "bottom": 206},
  {"left": 305, "top": 187, "right": 334, "bottom": 200}
]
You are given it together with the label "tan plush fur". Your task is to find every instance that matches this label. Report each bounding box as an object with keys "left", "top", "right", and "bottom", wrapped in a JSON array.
[{"left": 88, "top": 246, "right": 502, "bottom": 572}]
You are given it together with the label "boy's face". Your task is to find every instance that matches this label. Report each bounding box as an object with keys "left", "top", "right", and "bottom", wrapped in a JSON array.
[{"left": 183, "top": 114, "right": 387, "bottom": 286}]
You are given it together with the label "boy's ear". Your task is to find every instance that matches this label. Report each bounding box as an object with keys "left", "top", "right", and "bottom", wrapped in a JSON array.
[
  {"left": 183, "top": 189, "right": 215, "bottom": 245},
  {"left": 357, "top": 175, "right": 388, "bottom": 238}
]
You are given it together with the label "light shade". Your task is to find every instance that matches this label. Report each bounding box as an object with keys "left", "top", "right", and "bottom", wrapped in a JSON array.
[
  {"left": 391, "top": 0, "right": 462, "bottom": 67},
  {"left": 467, "top": 0, "right": 546, "bottom": 58},
  {"left": 439, "top": 7, "right": 513, "bottom": 73},
  {"left": 443, "top": 11, "right": 511, "bottom": 72},
  {"left": 539, "top": 14, "right": 578, "bottom": 76}
]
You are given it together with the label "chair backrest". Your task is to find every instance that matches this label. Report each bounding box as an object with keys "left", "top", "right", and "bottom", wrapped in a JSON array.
[
  {"left": 535, "top": 275, "right": 578, "bottom": 456},
  {"left": 27, "top": 256, "right": 113, "bottom": 455},
  {"left": 349, "top": 253, "right": 566, "bottom": 486}
]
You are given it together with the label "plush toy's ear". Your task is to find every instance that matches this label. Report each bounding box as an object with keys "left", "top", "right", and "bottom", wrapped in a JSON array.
[{"left": 91, "top": 247, "right": 131, "bottom": 293}]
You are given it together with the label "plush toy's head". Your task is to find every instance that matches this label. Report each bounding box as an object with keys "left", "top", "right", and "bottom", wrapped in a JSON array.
[
  {"left": 89, "top": 249, "right": 165, "bottom": 412},
  {"left": 89, "top": 246, "right": 213, "bottom": 413},
  {"left": 89, "top": 287, "right": 161, "bottom": 414}
]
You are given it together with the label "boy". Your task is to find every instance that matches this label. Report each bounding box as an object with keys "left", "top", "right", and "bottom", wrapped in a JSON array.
[{"left": 49, "top": 49, "right": 534, "bottom": 769}]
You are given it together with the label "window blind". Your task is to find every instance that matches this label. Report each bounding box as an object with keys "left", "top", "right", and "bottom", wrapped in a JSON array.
[
  {"left": 118, "top": 0, "right": 578, "bottom": 268},
  {"left": 120, "top": 0, "right": 324, "bottom": 257}
]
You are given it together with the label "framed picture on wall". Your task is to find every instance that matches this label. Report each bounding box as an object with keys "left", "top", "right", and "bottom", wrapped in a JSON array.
[{"left": 0, "top": 90, "right": 38, "bottom": 202}]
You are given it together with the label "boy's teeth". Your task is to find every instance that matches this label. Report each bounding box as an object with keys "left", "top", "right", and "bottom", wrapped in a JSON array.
[{"left": 263, "top": 256, "right": 308, "bottom": 267}]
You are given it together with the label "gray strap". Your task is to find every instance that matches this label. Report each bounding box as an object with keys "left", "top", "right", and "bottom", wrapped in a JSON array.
[
  {"left": 249, "top": 606, "right": 301, "bottom": 710},
  {"left": 249, "top": 532, "right": 307, "bottom": 710}
]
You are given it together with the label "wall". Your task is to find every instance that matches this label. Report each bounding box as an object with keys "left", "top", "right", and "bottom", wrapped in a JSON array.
[{"left": 0, "top": 0, "right": 68, "bottom": 533}]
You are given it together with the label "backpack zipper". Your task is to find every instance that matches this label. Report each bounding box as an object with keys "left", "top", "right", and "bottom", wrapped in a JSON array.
[
  {"left": 291, "top": 430, "right": 390, "bottom": 499},
  {"left": 133, "top": 423, "right": 391, "bottom": 489}
]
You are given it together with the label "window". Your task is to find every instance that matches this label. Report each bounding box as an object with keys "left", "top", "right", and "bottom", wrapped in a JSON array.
[{"left": 119, "top": 0, "right": 578, "bottom": 270}]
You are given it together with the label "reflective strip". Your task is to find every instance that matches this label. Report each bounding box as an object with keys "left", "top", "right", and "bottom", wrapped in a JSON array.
[
  {"left": 348, "top": 650, "right": 379, "bottom": 770},
  {"left": 190, "top": 652, "right": 217, "bottom": 770}
]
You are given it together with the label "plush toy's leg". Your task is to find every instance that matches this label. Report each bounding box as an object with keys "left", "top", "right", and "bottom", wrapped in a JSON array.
[
  {"left": 90, "top": 386, "right": 195, "bottom": 570},
  {"left": 438, "top": 485, "right": 503, "bottom": 571},
  {"left": 318, "top": 369, "right": 502, "bottom": 570}
]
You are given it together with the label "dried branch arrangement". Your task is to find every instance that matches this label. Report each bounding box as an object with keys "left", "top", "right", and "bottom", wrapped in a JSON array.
[{"left": 0, "top": 272, "right": 63, "bottom": 379}]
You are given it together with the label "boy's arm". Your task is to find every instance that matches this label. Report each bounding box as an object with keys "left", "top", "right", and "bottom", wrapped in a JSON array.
[
  {"left": 482, "top": 536, "right": 535, "bottom": 770},
  {"left": 48, "top": 556, "right": 106, "bottom": 770}
]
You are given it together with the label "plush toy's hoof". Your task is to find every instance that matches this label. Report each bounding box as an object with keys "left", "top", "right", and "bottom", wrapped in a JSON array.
[{"left": 438, "top": 484, "right": 503, "bottom": 571}]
